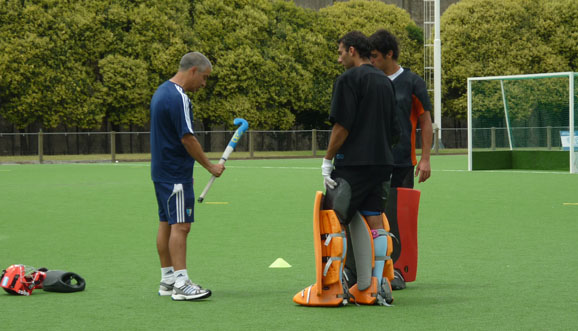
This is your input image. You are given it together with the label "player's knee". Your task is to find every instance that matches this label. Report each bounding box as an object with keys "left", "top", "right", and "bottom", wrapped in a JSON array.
[
  {"left": 360, "top": 211, "right": 384, "bottom": 230},
  {"left": 172, "top": 222, "right": 191, "bottom": 235}
]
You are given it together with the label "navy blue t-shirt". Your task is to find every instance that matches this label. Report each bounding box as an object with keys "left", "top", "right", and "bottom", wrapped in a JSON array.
[{"left": 150, "top": 81, "right": 195, "bottom": 183}]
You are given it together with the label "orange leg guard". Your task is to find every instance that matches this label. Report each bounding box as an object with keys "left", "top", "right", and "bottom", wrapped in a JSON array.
[
  {"left": 348, "top": 213, "right": 394, "bottom": 305},
  {"left": 293, "top": 192, "right": 347, "bottom": 307}
]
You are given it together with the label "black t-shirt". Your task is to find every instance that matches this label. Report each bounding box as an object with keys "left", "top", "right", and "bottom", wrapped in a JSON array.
[
  {"left": 391, "top": 68, "right": 432, "bottom": 167},
  {"left": 329, "top": 64, "right": 399, "bottom": 167}
]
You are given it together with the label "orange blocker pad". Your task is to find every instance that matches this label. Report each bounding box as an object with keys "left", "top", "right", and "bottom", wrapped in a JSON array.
[
  {"left": 386, "top": 187, "right": 421, "bottom": 282},
  {"left": 293, "top": 191, "right": 347, "bottom": 307}
]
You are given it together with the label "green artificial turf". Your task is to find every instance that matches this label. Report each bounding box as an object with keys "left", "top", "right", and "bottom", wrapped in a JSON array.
[{"left": 1, "top": 155, "right": 577, "bottom": 330}]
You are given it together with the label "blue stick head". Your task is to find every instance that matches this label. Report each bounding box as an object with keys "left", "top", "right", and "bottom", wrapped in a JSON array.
[
  {"left": 228, "top": 118, "right": 249, "bottom": 150},
  {"left": 233, "top": 118, "right": 249, "bottom": 134}
]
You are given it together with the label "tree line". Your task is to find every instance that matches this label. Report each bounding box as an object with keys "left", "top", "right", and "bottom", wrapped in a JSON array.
[
  {"left": 441, "top": 0, "right": 578, "bottom": 119},
  {"left": 1, "top": 0, "right": 576, "bottom": 132}
]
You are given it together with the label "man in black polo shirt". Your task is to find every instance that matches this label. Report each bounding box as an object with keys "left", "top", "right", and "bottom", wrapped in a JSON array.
[
  {"left": 369, "top": 29, "right": 433, "bottom": 290},
  {"left": 322, "top": 31, "right": 399, "bottom": 303}
]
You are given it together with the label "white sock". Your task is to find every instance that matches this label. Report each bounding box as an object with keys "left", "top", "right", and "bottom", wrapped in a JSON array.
[
  {"left": 161, "top": 266, "right": 175, "bottom": 284},
  {"left": 174, "top": 269, "right": 189, "bottom": 287}
]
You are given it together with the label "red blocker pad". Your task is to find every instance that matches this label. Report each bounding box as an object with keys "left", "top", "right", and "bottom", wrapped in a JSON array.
[{"left": 385, "top": 188, "right": 421, "bottom": 282}]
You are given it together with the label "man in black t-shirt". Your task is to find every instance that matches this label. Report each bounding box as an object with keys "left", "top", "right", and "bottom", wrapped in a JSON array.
[
  {"left": 321, "top": 31, "right": 399, "bottom": 303},
  {"left": 323, "top": 31, "right": 399, "bottom": 221},
  {"left": 369, "top": 29, "right": 433, "bottom": 291},
  {"left": 369, "top": 29, "right": 432, "bottom": 188}
]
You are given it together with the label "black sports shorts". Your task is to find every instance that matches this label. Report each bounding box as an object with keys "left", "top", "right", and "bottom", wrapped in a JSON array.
[
  {"left": 332, "top": 165, "right": 392, "bottom": 223},
  {"left": 391, "top": 165, "right": 415, "bottom": 188}
]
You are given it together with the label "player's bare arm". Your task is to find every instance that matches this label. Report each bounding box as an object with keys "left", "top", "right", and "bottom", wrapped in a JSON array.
[
  {"left": 181, "top": 133, "right": 225, "bottom": 177},
  {"left": 322, "top": 123, "right": 350, "bottom": 189},
  {"left": 416, "top": 111, "right": 432, "bottom": 183},
  {"left": 325, "top": 123, "right": 349, "bottom": 160}
]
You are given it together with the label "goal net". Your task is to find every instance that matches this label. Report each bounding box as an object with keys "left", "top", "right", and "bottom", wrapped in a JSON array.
[{"left": 468, "top": 72, "right": 577, "bottom": 173}]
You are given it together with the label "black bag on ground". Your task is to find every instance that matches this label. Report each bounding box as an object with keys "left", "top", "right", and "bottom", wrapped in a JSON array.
[{"left": 42, "top": 270, "right": 86, "bottom": 293}]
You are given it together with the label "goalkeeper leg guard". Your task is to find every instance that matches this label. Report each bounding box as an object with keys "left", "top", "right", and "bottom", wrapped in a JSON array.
[
  {"left": 348, "top": 213, "right": 394, "bottom": 306},
  {"left": 293, "top": 192, "right": 348, "bottom": 307}
]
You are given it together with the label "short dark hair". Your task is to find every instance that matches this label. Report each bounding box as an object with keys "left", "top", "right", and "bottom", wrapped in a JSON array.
[
  {"left": 369, "top": 29, "right": 399, "bottom": 60},
  {"left": 338, "top": 31, "right": 371, "bottom": 60}
]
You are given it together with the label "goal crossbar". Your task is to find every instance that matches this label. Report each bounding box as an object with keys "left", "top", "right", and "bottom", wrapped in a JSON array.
[{"left": 467, "top": 72, "right": 577, "bottom": 173}]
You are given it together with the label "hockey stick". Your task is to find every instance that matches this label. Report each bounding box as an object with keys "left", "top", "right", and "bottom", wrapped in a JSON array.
[{"left": 197, "top": 118, "right": 249, "bottom": 203}]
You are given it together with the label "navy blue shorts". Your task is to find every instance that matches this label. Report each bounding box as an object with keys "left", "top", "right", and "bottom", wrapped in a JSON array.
[{"left": 153, "top": 181, "right": 195, "bottom": 224}]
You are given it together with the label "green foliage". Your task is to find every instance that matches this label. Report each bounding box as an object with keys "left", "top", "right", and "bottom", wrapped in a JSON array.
[
  {"left": 441, "top": 0, "right": 578, "bottom": 119},
  {"left": 0, "top": 0, "right": 425, "bottom": 130},
  {"left": 269, "top": 1, "right": 338, "bottom": 129},
  {"left": 0, "top": 1, "right": 105, "bottom": 128},
  {"left": 189, "top": 0, "right": 426, "bottom": 129},
  {"left": 94, "top": 1, "right": 193, "bottom": 127},
  {"left": 190, "top": 0, "right": 335, "bottom": 129},
  {"left": 540, "top": 0, "right": 578, "bottom": 70},
  {"left": 319, "top": 0, "right": 424, "bottom": 76},
  {"left": 0, "top": 0, "right": 193, "bottom": 129},
  {"left": 406, "top": 24, "right": 424, "bottom": 45},
  {"left": 19, "top": 0, "right": 578, "bottom": 129},
  {"left": 471, "top": 77, "right": 571, "bottom": 125},
  {"left": 98, "top": 55, "right": 150, "bottom": 126}
]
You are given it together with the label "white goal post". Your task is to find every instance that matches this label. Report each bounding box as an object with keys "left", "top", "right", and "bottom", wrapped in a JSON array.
[{"left": 467, "top": 72, "right": 577, "bottom": 173}]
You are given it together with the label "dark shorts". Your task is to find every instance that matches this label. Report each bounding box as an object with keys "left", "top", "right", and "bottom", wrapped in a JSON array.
[
  {"left": 153, "top": 181, "right": 195, "bottom": 225},
  {"left": 332, "top": 165, "right": 392, "bottom": 222},
  {"left": 391, "top": 166, "right": 414, "bottom": 188}
]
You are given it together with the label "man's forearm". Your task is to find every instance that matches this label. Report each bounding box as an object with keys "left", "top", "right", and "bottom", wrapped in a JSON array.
[
  {"left": 181, "top": 134, "right": 213, "bottom": 170},
  {"left": 419, "top": 112, "right": 433, "bottom": 160},
  {"left": 325, "top": 123, "right": 349, "bottom": 160}
]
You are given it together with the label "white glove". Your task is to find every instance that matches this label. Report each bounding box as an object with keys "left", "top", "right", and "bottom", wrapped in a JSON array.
[{"left": 322, "top": 158, "right": 337, "bottom": 189}]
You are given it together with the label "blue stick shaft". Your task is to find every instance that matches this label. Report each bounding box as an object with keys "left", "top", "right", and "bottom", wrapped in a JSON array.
[{"left": 198, "top": 118, "right": 249, "bottom": 203}]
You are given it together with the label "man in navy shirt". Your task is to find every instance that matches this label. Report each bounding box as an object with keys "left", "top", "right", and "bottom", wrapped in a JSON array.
[{"left": 150, "top": 52, "right": 225, "bottom": 301}]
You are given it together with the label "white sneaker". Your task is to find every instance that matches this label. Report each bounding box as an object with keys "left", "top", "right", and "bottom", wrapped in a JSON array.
[
  {"left": 158, "top": 281, "right": 174, "bottom": 296},
  {"left": 171, "top": 280, "right": 212, "bottom": 301}
]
